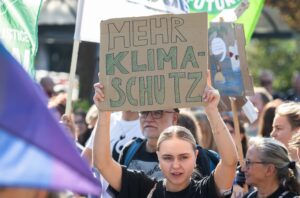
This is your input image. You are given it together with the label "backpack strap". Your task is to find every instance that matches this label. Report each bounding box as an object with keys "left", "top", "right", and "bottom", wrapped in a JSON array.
[
  {"left": 205, "top": 149, "right": 220, "bottom": 171},
  {"left": 124, "top": 138, "right": 144, "bottom": 166},
  {"left": 196, "top": 145, "right": 220, "bottom": 177},
  {"left": 196, "top": 145, "right": 211, "bottom": 177}
]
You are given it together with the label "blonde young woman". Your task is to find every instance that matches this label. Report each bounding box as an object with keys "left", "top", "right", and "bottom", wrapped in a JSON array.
[
  {"left": 271, "top": 102, "right": 300, "bottom": 161},
  {"left": 93, "top": 82, "right": 238, "bottom": 197}
]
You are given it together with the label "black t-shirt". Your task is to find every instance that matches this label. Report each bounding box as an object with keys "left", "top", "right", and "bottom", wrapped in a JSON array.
[
  {"left": 243, "top": 185, "right": 299, "bottom": 198},
  {"left": 110, "top": 166, "right": 221, "bottom": 198},
  {"left": 119, "top": 140, "right": 163, "bottom": 179}
]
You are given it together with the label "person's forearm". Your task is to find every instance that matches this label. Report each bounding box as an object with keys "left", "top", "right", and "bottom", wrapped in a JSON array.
[
  {"left": 81, "top": 147, "right": 93, "bottom": 167},
  {"left": 93, "top": 111, "right": 112, "bottom": 171},
  {"left": 93, "top": 111, "right": 123, "bottom": 191},
  {"left": 206, "top": 107, "right": 238, "bottom": 166}
]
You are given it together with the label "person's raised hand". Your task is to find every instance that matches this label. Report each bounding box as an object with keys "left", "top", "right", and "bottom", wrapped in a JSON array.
[
  {"left": 60, "top": 114, "right": 76, "bottom": 140},
  {"left": 93, "top": 82, "right": 105, "bottom": 110},
  {"left": 203, "top": 70, "right": 220, "bottom": 113}
]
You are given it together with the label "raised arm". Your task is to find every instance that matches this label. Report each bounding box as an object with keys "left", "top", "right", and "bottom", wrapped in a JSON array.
[
  {"left": 203, "top": 86, "right": 238, "bottom": 191},
  {"left": 93, "top": 83, "right": 122, "bottom": 192}
]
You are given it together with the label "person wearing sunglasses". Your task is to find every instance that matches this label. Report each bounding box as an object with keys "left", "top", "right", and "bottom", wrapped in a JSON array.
[{"left": 242, "top": 137, "right": 300, "bottom": 198}]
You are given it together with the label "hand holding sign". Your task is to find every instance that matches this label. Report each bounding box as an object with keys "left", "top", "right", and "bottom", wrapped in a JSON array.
[
  {"left": 93, "top": 82, "right": 105, "bottom": 110},
  {"left": 204, "top": 70, "right": 220, "bottom": 112}
]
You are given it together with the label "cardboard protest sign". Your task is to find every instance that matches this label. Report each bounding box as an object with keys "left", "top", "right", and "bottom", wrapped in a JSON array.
[
  {"left": 99, "top": 13, "right": 208, "bottom": 111},
  {"left": 209, "top": 22, "right": 253, "bottom": 97},
  {"left": 208, "top": 22, "right": 254, "bottom": 112}
]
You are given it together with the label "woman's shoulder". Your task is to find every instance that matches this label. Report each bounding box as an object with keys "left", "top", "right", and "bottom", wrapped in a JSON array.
[
  {"left": 242, "top": 188, "right": 299, "bottom": 198},
  {"left": 242, "top": 190, "right": 257, "bottom": 198},
  {"left": 281, "top": 191, "right": 299, "bottom": 198},
  {"left": 190, "top": 175, "right": 222, "bottom": 197},
  {"left": 114, "top": 167, "right": 157, "bottom": 198}
]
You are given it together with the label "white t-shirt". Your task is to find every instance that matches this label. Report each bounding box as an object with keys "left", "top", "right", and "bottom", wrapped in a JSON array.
[{"left": 86, "top": 111, "right": 143, "bottom": 160}]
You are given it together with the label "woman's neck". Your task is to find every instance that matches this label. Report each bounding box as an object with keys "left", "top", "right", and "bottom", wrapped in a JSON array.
[
  {"left": 164, "top": 178, "right": 191, "bottom": 192},
  {"left": 289, "top": 149, "right": 299, "bottom": 162},
  {"left": 256, "top": 180, "right": 280, "bottom": 198},
  {"left": 146, "top": 139, "right": 157, "bottom": 152}
]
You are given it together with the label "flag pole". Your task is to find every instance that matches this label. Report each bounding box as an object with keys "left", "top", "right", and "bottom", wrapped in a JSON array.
[
  {"left": 230, "top": 97, "right": 244, "bottom": 164},
  {"left": 65, "top": 40, "right": 80, "bottom": 115}
]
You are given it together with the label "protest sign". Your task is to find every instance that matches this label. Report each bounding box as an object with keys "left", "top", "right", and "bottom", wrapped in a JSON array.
[
  {"left": 99, "top": 13, "right": 208, "bottom": 111},
  {"left": 209, "top": 22, "right": 254, "bottom": 97}
]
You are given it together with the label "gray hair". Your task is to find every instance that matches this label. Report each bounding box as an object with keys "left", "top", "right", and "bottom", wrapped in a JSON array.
[{"left": 249, "top": 137, "right": 300, "bottom": 194}]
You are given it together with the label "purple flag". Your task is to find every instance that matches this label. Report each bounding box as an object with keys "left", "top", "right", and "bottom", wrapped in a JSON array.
[{"left": 0, "top": 43, "right": 101, "bottom": 195}]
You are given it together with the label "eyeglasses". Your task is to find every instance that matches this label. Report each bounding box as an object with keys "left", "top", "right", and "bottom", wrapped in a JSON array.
[
  {"left": 139, "top": 110, "right": 176, "bottom": 119},
  {"left": 244, "top": 159, "right": 267, "bottom": 168}
]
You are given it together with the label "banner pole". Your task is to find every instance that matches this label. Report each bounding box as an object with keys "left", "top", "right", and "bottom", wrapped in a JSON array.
[
  {"left": 65, "top": 40, "right": 80, "bottom": 115},
  {"left": 230, "top": 97, "right": 244, "bottom": 164}
]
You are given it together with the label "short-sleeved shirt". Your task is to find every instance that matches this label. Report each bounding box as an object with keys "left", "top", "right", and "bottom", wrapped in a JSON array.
[
  {"left": 243, "top": 185, "right": 299, "bottom": 198},
  {"left": 109, "top": 166, "right": 221, "bottom": 198}
]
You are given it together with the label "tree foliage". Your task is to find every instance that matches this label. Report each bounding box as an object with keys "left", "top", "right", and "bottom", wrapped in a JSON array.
[
  {"left": 265, "top": 0, "right": 300, "bottom": 33},
  {"left": 246, "top": 38, "right": 300, "bottom": 92}
]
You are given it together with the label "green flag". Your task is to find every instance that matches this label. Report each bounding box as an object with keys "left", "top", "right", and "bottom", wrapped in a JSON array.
[
  {"left": 188, "top": 0, "right": 265, "bottom": 43},
  {"left": 0, "top": 0, "right": 43, "bottom": 77}
]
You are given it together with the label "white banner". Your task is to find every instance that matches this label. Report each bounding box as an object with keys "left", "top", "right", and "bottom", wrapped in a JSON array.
[{"left": 74, "top": 0, "right": 188, "bottom": 43}]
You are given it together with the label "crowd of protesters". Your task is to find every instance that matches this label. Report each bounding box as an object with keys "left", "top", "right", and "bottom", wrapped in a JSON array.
[{"left": 36, "top": 69, "right": 300, "bottom": 198}]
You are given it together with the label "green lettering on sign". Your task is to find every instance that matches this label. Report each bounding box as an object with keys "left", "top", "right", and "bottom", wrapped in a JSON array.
[
  {"left": 154, "top": 75, "right": 165, "bottom": 104},
  {"left": 139, "top": 76, "right": 153, "bottom": 106},
  {"left": 186, "top": 72, "right": 202, "bottom": 102},
  {"left": 169, "top": 72, "right": 185, "bottom": 103},
  {"left": 157, "top": 46, "right": 177, "bottom": 70},
  {"left": 110, "top": 77, "right": 126, "bottom": 107},
  {"left": 126, "top": 77, "right": 138, "bottom": 106},
  {"left": 180, "top": 46, "right": 199, "bottom": 69},
  {"left": 147, "top": 49, "right": 155, "bottom": 71},
  {"left": 106, "top": 52, "right": 129, "bottom": 75},
  {"left": 132, "top": 50, "right": 147, "bottom": 72}
]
